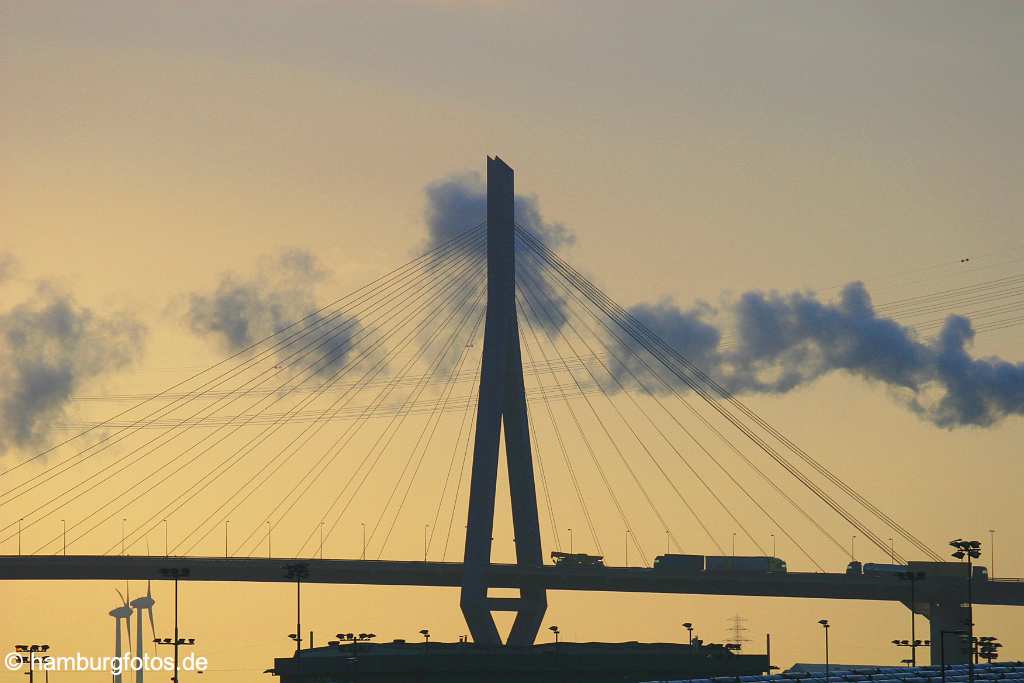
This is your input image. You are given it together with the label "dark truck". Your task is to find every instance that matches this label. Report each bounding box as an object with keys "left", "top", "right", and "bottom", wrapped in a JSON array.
[
  {"left": 705, "top": 555, "right": 787, "bottom": 573},
  {"left": 652, "top": 554, "right": 787, "bottom": 574},
  {"left": 652, "top": 554, "right": 705, "bottom": 573},
  {"left": 551, "top": 551, "right": 605, "bottom": 568}
]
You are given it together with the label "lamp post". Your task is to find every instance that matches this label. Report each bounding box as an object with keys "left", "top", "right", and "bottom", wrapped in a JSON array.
[
  {"left": 153, "top": 635, "right": 197, "bottom": 683},
  {"left": 568, "top": 528, "right": 573, "bottom": 554},
  {"left": 361, "top": 522, "right": 366, "bottom": 560},
  {"left": 224, "top": 520, "right": 229, "bottom": 558},
  {"left": 335, "top": 632, "right": 375, "bottom": 656},
  {"left": 61, "top": 520, "right": 66, "bottom": 556},
  {"left": 950, "top": 539, "right": 981, "bottom": 683},
  {"left": 771, "top": 534, "right": 776, "bottom": 558},
  {"left": 975, "top": 636, "right": 1002, "bottom": 664},
  {"left": 163, "top": 519, "right": 168, "bottom": 557},
  {"left": 683, "top": 622, "right": 694, "bottom": 645},
  {"left": 818, "top": 620, "right": 830, "bottom": 683},
  {"left": 897, "top": 571, "right": 926, "bottom": 666},
  {"left": 159, "top": 567, "right": 193, "bottom": 683},
  {"left": 892, "top": 639, "right": 930, "bottom": 667},
  {"left": 285, "top": 564, "right": 310, "bottom": 656},
  {"left": 850, "top": 535, "right": 856, "bottom": 562},
  {"left": 122, "top": 518, "right": 127, "bottom": 556},
  {"left": 548, "top": 625, "right": 560, "bottom": 646},
  {"left": 988, "top": 530, "right": 996, "bottom": 578},
  {"left": 423, "top": 524, "right": 429, "bottom": 563},
  {"left": 939, "top": 629, "right": 968, "bottom": 683},
  {"left": 12, "top": 644, "right": 50, "bottom": 683}
]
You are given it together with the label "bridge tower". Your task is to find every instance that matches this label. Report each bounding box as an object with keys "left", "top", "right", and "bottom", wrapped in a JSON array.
[{"left": 460, "top": 157, "right": 547, "bottom": 646}]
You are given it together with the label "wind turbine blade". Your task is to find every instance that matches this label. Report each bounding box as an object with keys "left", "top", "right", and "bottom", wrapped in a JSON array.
[
  {"left": 147, "top": 607, "right": 156, "bottom": 639},
  {"left": 116, "top": 589, "right": 127, "bottom": 605}
]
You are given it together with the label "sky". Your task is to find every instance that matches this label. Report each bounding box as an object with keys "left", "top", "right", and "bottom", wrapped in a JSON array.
[{"left": 2, "top": 1, "right": 1023, "bottom": 680}]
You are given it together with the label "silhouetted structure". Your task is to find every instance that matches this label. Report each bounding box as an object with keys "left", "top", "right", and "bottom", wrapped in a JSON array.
[
  {"left": 461, "top": 157, "right": 546, "bottom": 646},
  {"left": 271, "top": 640, "right": 768, "bottom": 683}
]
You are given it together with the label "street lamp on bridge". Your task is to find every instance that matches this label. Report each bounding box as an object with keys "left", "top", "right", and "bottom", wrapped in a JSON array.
[{"left": 682, "top": 622, "right": 694, "bottom": 646}]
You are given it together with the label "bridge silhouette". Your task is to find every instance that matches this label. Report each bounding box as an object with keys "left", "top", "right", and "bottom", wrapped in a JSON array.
[{"left": 1, "top": 158, "right": 1020, "bottom": 664}]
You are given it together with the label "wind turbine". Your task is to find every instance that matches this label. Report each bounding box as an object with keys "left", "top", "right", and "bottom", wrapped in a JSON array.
[
  {"left": 130, "top": 582, "right": 156, "bottom": 683},
  {"left": 110, "top": 590, "right": 133, "bottom": 683}
]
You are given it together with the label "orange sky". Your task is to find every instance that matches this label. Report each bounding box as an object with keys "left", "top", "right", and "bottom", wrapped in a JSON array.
[{"left": 2, "top": 2, "right": 1023, "bottom": 680}]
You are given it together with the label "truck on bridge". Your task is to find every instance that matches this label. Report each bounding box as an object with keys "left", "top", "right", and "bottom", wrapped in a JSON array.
[
  {"left": 551, "top": 551, "right": 605, "bottom": 568},
  {"left": 652, "top": 554, "right": 787, "bottom": 574}
]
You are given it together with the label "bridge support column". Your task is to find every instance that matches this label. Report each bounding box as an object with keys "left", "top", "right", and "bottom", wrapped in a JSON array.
[
  {"left": 925, "top": 598, "right": 971, "bottom": 665},
  {"left": 460, "top": 157, "right": 547, "bottom": 647}
]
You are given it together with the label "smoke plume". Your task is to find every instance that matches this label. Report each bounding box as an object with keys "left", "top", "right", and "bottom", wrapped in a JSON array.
[
  {"left": 0, "top": 284, "right": 146, "bottom": 454},
  {"left": 422, "top": 171, "right": 573, "bottom": 331},
  {"left": 185, "top": 249, "right": 362, "bottom": 374},
  {"left": 621, "top": 282, "right": 1024, "bottom": 428}
]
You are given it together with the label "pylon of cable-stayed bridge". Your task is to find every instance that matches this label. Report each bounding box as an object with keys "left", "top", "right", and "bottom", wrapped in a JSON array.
[{"left": 460, "top": 156, "right": 547, "bottom": 647}]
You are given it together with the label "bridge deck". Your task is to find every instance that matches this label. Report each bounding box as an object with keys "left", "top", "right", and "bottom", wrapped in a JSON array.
[{"left": 1, "top": 556, "right": 1021, "bottom": 605}]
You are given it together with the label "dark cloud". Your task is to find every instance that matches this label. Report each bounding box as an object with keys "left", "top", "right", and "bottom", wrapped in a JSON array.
[
  {"left": 618, "top": 282, "right": 1024, "bottom": 428},
  {"left": 185, "top": 249, "right": 361, "bottom": 374},
  {"left": 926, "top": 317, "right": 1024, "bottom": 427},
  {"left": 422, "top": 171, "right": 572, "bottom": 333},
  {"left": 0, "top": 284, "right": 145, "bottom": 454},
  {"left": 423, "top": 171, "right": 574, "bottom": 254}
]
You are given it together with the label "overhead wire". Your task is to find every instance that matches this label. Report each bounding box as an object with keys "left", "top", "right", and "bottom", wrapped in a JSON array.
[
  {"left": 517, "top": 265, "right": 703, "bottom": 561},
  {"left": 427, "top": 354, "right": 484, "bottom": 556},
  {"left": 0, "top": 224, "right": 486, "bottom": 484},
  {"left": 0, "top": 226, "right": 486, "bottom": 515},
  {"left": 375, "top": 304, "right": 487, "bottom": 559},
  {"left": 518, "top": 226, "right": 924, "bottom": 564},
  {"left": 285, "top": 261, "right": 489, "bottom": 558},
  {"left": 175, "top": 256, "right": 488, "bottom": 557},
  {"left": 519, "top": 252, "right": 768, "bottom": 557},
  {"left": 18, "top": 230, "right": 487, "bottom": 554},
  {"left": 517, "top": 244, "right": 829, "bottom": 570},
  {"left": 519, "top": 322, "right": 603, "bottom": 556},
  {"left": 75, "top": 244, "right": 487, "bottom": 557},
  {"left": 517, "top": 286, "right": 644, "bottom": 561},
  {"left": 230, "top": 254, "right": 488, "bottom": 556}
]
